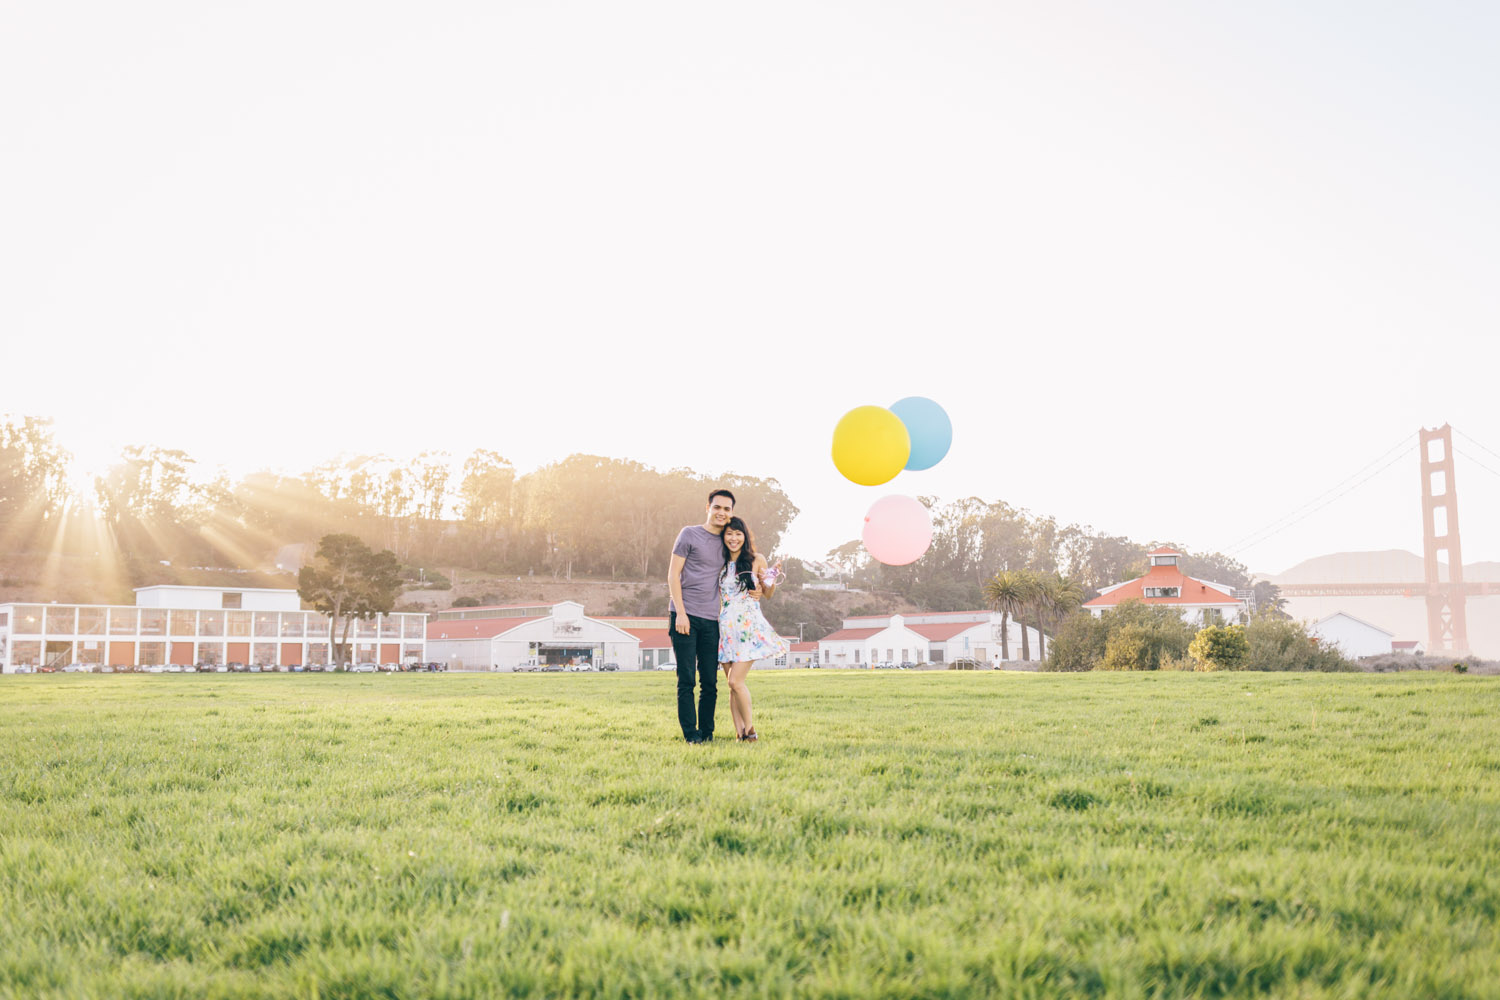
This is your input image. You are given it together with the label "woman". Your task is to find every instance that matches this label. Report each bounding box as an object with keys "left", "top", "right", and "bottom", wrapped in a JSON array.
[{"left": 717, "top": 516, "right": 789, "bottom": 741}]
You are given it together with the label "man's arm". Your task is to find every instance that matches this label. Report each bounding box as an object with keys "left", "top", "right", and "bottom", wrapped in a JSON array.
[{"left": 668, "top": 553, "right": 690, "bottom": 633}]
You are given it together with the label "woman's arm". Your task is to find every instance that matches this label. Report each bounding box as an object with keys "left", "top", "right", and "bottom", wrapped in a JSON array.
[{"left": 754, "top": 555, "right": 777, "bottom": 599}]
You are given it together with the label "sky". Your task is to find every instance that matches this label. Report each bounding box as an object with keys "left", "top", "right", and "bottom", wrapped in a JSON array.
[{"left": 4, "top": 1, "right": 1498, "bottom": 578}]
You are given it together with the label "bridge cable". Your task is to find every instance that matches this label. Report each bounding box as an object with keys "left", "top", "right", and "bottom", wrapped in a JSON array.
[
  {"left": 1453, "top": 447, "right": 1500, "bottom": 482},
  {"left": 1220, "top": 431, "right": 1416, "bottom": 553},
  {"left": 1225, "top": 443, "right": 1417, "bottom": 557},
  {"left": 1453, "top": 427, "right": 1500, "bottom": 464}
]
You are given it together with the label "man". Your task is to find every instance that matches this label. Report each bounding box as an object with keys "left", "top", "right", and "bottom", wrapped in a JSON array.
[{"left": 667, "top": 488, "right": 736, "bottom": 742}]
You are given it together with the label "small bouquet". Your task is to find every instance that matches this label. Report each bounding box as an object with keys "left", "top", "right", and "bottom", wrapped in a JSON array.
[{"left": 760, "top": 563, "right": 785, "bottom": 588}]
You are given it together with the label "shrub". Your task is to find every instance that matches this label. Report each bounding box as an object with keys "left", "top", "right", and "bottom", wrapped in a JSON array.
[
  {"left": 1243, "top": 613, "right": 1353, "bottom": 672},
  {"left": 1189, "top": 624, "right": 1250, "bottom": 671},
  {"left": 1044, "top": 613, "right": 1106, "bottom": 672},
  {"left": 451, "top": 596, "right": 482, "bottom": 608}
]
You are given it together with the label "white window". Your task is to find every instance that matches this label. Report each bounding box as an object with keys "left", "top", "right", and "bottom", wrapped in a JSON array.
[{"left": 1144, "top": 587, "right": 1181, "bottom": 598}]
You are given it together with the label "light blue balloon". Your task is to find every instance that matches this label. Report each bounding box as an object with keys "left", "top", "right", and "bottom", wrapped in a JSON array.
[{"left": 889, "top": 397, "right": 952, "bottom": 471}]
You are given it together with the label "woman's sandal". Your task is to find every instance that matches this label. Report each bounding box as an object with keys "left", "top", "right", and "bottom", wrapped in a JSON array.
[{"left": 744, "top": 728, "right": 758, "bottom": 742}]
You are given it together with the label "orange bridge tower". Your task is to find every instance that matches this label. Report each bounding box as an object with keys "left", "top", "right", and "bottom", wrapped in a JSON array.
[{"left": 1420, "top": 424, "right": 1469, "bottom": 653}]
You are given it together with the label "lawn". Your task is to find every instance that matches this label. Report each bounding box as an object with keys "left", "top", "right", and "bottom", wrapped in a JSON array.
[{"left": 1, "top": 671, "right": 1497, "bottom": 999}]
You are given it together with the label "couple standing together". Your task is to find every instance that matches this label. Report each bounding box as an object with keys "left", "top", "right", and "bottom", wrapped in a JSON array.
[{"left": 667, "top": 489, "right": 789, "bottom": 743}]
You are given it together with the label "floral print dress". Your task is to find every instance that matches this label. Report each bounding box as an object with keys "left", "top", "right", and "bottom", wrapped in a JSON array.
[{"left": 718, "top": 562, "right": 791, "bottom": 664}]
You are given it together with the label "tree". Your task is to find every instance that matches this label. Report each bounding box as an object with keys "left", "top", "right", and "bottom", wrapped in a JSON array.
[
  {"left": 1250, "top": 580, "right": 1288, "bottom": 620},
  {"left": 1036, "top": 573, "right": 1085, "bottom": 660},
  {"left": 1189, "top": 624, "right": 1250, "bottom": 671},
  {"left": 0, "top": 415, "right": 69, "bottom": 536},
  {"left": 982, "top": 569, "right": 1034, "bottom": 661},
  {"left": 1093, "top": 601, "right": 1196, "bottom": 671},
  {"left": 1043, "top": 612, "right": 1107, "bottom": 672},
  {"left": 1242, "top": 612, "right": 1352, "bottom": 672},
  {"left": 297, "top": 533, "right": 404, "bottom": 666}
]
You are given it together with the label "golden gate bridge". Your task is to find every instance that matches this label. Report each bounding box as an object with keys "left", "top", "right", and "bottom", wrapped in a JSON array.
[{"left": 1256, "top": 425, "right": 1491, "bottom": 653}]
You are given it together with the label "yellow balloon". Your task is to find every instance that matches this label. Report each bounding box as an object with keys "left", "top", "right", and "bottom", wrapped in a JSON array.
[{"left": 832, "top": 406, "right": 911, "bottom": 486}]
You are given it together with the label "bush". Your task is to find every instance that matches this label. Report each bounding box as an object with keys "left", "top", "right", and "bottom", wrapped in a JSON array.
[
  {"left": 1044, "top": 613, "right": 1107, "bottom": 672},
  {"left": 1242, "top": 613, "right": 1353, "bottom": 672},
  {"left": 451, "top": 596, "right": 482, "bottom": 608},
  {"left": 1189, "top": 624, "right": 1250, "bottom": 671}
]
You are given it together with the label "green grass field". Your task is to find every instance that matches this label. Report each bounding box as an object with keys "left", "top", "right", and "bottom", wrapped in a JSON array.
[{"left": 2, "top": 671, "right": 1498, "bottom": 999}]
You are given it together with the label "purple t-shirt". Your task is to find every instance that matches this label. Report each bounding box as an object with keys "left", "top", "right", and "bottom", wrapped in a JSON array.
[{"left": 670, "top": 524, "right": 724, "bottom": 619}]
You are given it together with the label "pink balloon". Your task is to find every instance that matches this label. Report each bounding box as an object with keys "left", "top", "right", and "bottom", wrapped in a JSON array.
[{"left": 862, "top": 495, "right": 933, "bottom": 566}]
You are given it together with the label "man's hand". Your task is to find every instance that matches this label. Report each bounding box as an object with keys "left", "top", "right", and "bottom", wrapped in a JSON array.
[{"left": 675, "top": 614, "right": 691, "bottom": 635}]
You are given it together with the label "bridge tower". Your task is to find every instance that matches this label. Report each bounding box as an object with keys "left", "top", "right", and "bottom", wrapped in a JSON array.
[{"left": 1419, "top": 424, "right": 1468, "bottom": 653}]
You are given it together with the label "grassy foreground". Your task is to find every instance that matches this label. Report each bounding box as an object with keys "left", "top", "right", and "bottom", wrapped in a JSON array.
[{"left": 1, "top": 671, "right": 1498, "bottom": 999}]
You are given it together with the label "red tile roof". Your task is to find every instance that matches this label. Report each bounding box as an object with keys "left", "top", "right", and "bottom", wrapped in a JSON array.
[
  {"left": 819, "top": 627, "right": 883, "bottom": 641},
  {"left": 845, "top": 610, "right": 989, "bottom": 620},
  {"left": 445, "top": 602, "right": 553, "bottom": 612},
  {"left": 621, "top": 628, "right": 672, "bottom": 649},
  {"left": 427, "top": 619, "right": 531, "bottom": 640},
  {"left": 1083, "top": 564, "right": 1238, "bottom": 609},
  {"left": 790, "top": 641, "right": 818, "bottom": 652}
]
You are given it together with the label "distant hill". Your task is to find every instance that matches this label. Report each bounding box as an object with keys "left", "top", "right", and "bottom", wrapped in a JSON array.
[
  {"left": 1260, "top": 550, "right": 1500, "bottom": 659},
  {"left": 1264, "top": 550, "right": 1500, "bottom": 585}
]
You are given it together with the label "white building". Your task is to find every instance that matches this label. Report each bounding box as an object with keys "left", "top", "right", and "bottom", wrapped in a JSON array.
[
  {"left": 818, "top": 610, "right": 1044, "bottom": 667},
  {"left": 426, "top": 601, "right": 642, "bottom": 671},
  {"left": 1083, "top": 547, "right": 1244, "bottom": 624},
  {"left": 0, "top": 586, "right": 426, "bottom": 672},
  {"left": 1309, "top": 612, "right": 1395, "bottom": 659}
]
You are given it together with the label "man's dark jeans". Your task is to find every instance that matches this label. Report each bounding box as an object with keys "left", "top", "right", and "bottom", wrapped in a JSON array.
[{"left": 669, "top": 611, "right": 719, "bottom": 740}]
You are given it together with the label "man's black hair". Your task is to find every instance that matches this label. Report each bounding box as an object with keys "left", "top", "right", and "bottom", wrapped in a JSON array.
[{"left": 708, "top": 488, "right": 736, "bottom": 507}]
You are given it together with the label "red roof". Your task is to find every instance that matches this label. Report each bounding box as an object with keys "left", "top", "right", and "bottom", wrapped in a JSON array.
[
  {"left": 427, "top": 619, "right": 531, "bottom": 640},
  {"left": 819, "top": 627, "right": 883, "bottom": 641},
  {"left": 445, "top": 602, "right": 552, "bottom": 612},
  {"left": 1083, "top": 564, "right": 1238, "bottom": 609},
  {"left": 622, "top": 628, "right": 672, "bottom": 649},
  {"left": 844, "top": 610, "right": 989, "bottom": 620},
  {"left": 790, "top": 641, "right": 818, "bottom": 652}
]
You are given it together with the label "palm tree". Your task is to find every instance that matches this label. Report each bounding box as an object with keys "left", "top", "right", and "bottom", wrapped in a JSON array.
[
  {"left": 1036, "top": 573, "right": 1086, "bottom": 660},
  {"left": 983, "top": 569, "right": 1034, "bottom": 662}
]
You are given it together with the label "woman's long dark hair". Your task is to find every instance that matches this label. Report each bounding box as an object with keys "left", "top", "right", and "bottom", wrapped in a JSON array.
[{"left": 720, "top": 516, "right": 758, "bottom": 593}]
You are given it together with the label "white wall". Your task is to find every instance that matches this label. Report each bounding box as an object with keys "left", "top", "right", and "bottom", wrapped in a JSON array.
[
  {"left": 1309, "top": 614, "right": 1393, "bottom": 659},
  {"left": 134, "top": 587, "right": 302, "bottom": 611}
]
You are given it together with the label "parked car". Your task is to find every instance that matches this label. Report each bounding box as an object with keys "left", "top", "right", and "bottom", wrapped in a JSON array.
[
  {"left": 247, "top": 665, "right": 261, "bottom": 673},
  {"left": 289, "top": 664, "right": 305, "bottom": 673},
  {"left": 378, "top": 663, "right": 399, "bottom": 672},
  {"left": 655, "top": 662, "right": 676, "bottom": 671},
  {"left": 599, "top": 662, "right": 619, "bottom": 671},
  {"left": 351, "top": 662, "right": 377, "bottom": 673},
  {"left": 62, "top": 663, "right": 89, "bottom": 673},
  {"left": 12, "top": 665, "right": 34, "bottom": 674}
]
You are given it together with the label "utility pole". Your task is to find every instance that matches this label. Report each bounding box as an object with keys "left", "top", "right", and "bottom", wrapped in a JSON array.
[{"left": 795, "top": 622, "right": 808, "bottom": 642}]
